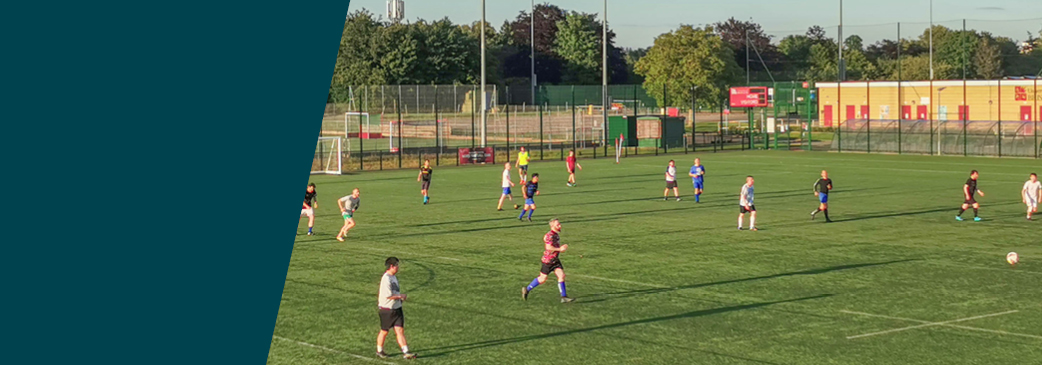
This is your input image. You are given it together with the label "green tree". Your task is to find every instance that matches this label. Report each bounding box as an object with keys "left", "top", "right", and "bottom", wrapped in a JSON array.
[
  {"left": 554, "top": 12, "right": 601, "bottom": 84},
  {"left": 974, "top": 37, "right": 1002, "bottom": 79},
  {"left": 635, "top": 25, "right": 741, "bottom": 108},
  {"left": 330, "top": 10, "right": 387, "bottom": 103}
]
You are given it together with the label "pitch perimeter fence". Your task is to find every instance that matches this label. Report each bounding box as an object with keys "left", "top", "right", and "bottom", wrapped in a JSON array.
[{"left": 322, "top": 84, "right": 759, "bottom": 172}]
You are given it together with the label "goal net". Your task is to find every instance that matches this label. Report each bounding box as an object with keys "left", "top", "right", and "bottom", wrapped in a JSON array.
[{"left": 312, "top": 137, "right": 343, "bottom": 175}]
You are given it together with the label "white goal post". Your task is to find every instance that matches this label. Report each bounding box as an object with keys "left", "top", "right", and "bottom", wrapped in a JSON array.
[
  {"left": 345, "top": 112, "right": 372, "bottom": 137},
  {"left": 312, "top": 137, "right": 343, "bottom": 175}
]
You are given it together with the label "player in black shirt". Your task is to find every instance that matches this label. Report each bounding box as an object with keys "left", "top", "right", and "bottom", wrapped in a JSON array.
[
  {"left": 520, "top": 174, "right": 540, "bottom": 222},
  {"left": 810, "top": 170, "right": 833, "bottom": 222},
  {"left": 417, "top": 159, "right": 433, "bottom": 205},
  {"left": 301, "top": 183, "right": 318, "bottom": 235},
  {"left": 957, "top": 170, "right": 985, "bottom": 222}
]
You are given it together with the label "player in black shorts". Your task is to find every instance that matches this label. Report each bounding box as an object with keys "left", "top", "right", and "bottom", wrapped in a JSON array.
[
  {"left": 957, "top": 170, "right": 985, "bottom": 222},
  {"left": 417, "top": 159, "right": 432, "bottom": 205},
  {"left": 521, "top": 218, "right": 574, "bottom": 303}
]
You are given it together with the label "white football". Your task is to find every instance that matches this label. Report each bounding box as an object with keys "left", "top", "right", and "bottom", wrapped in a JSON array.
[{"left": 1006, "top": 252, "right": 1019, "bottom": 266}]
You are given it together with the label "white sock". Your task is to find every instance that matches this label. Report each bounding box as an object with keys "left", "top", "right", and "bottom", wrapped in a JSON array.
[
  {"left": 751, "top": 216, "right": 756, "bottom": 228},
  {"left": 737, "top": 216, "right": 743, "bottom": 227},
  {"left": 377, "top": 346, "right": 383, "bottom": 352},
  {"left": 402, "top": 346, "right": 410, "bottom": 353}
]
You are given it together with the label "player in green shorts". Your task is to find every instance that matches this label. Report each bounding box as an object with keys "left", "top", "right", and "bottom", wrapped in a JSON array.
[{"left": 337, "top": 188, "right": 361, "bottom": 242}]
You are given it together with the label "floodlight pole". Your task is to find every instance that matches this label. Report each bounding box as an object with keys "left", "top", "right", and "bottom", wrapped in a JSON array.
[
  {"left": 838, "top": 0, "right": 844, "bottom": 81},
  {"left": 531, "top": 0, "right": 536, "bottom": 105},
  {"left": 929, "top": 0, "right": 934, "bottom": 80},
  {"left": 602, "top": 0, "right": 608, "bottom": 149},
  {"left": 480, "top": 0, "right": 487, "bottom": 147}
]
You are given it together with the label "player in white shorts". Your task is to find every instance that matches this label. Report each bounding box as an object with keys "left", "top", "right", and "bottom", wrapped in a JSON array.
[{"left": 1023, "top": 173, "right": 1041, "bottom": 221}]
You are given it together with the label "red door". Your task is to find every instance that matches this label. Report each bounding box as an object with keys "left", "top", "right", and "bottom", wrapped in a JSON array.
[
  {"left": 1022, "top": 106, "right": 1033, "bottom": 121},
  {"left": 825, "top": 104, "right": 833, "bottom": 127},
  {"left": 846, "top": 105, "right": 856, "bottom": 121},
  {"left": 901, "top": 105, "right": 912, "bottom": 120},
  {"left": 917, "top": 105, "right": 928, "bottom": 120},
  {"left": 958, "top": 105, "right": 969, "bottom": 121},
  {"left": 860, "top": 105, "right": 870, "bottom": 120}
]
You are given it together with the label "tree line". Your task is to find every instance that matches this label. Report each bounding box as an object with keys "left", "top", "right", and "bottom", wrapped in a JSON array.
[{"left": 331, "top": 5, "right": 1042, "bottom": 107}]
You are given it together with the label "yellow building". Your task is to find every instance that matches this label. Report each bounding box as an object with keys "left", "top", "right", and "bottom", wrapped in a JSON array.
[{"left": 817, "top": 80, "right": 1041, "bottom": 127}]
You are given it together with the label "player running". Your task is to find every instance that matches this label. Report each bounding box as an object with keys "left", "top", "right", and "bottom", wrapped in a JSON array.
[
  {"left": 956, "top": 170, "right": 985, "bottom": 222},
  {"left": 301, "top": 183, "right": 318, "bottom": 236},
  {"left": 375, "top": 257, "right": 417, "bottom": 360},
  {"left": 663, "top": 160, "right": 680, "bottom": 201},
  {"left": 688, "top": 158, "right": 706, "bottom": 202},
  {"left": 417, "top": 159, "right": 432, "bottom": 205},
  {"left": 517, "top": 147, "right": 530, "bottom": 183},
  {"left": 519, "top": 174, "right": 540, "bottom": 222},
  {"left": 810, "top": 170, "right": 833, "bottom": 223},
  {"left": 1023, "top": 173, "right": 1040, "bottom": 221},
  {"left": 566, "top": 150, "right": 582, "bottom": 187},
  {"left": 497, "top": 162, "right": 519, "bottom": 211},
  {"left": 521, "top": 218, "right": 574, "bottom": 303},
  {"left": 738, "top": 176, "right": 757, "bottom": 231},
  {"left": 336, "top": 188, "right": 361, "bottom": 241}
]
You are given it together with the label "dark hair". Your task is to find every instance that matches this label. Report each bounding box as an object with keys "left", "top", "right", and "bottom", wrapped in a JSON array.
[
  {"left": 308, "top": 183, "right": 316, "bottom": 188},
  {"left": 1032, "top": 173, "right": 1038, "bottom": 177},
  {"left": 747, "top": 175, "right": 754, "bottom": 179},
  {"left": 669, "top": 160, "right": 675, "bottom": 163},
  {"left": 971, "top": 170, "right": 978, "bottom": 175},
  {"left": 531, "top": 173, "right": 539, "bottom": 178},
  {"left": 385, "top": 257, "right": 399, "bottom": 269}
]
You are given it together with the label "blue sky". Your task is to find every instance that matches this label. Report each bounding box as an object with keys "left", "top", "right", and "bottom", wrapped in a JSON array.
[{"left": 348, "top": 0, "right": 1042, "bottom": 48}]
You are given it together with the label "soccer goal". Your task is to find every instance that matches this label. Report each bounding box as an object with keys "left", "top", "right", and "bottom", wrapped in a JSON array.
[
  {"left": 312, "top": 137, "right": 343, "bottom": 175},
  {"left": 345, "top": 112, "right": 381, "bottom": 138}
]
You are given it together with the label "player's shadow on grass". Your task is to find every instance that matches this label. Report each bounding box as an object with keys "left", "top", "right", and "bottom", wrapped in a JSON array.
[
  {"left": 830, "top": 201, "right": 1020, "bottom": 223},
  {"left": 418, "top": 294, "right": 831, "bottom": 362},
  {"left": 576, "top": 259, "right": 914, "bottom": 304}
]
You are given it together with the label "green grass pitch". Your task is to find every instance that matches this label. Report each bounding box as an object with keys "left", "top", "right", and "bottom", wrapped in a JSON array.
[{"left": 271, "top": 151, "right": 1041, "bottom": 364}]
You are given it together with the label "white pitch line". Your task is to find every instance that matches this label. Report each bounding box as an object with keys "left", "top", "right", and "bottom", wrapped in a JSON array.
[
  {"left": 575, "top": 274, "right": 670, "bottom": 288},
  {"left": 272, "top": 335, "right": 395, "bottom": 365},
  {"left": 842, "top": 310, "right": 1023, "bottom": 340}
]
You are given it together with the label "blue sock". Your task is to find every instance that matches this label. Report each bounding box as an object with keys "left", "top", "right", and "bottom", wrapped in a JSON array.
[
  {"left": 519, "top": 209, "right": 527, "bottom": 219},
  {"left": 526, "top": 278, "right": 541, "bottom": 291},
  {"left": 424, "top": 195, "right": 429, "bottom": 202},
  {"left": 558, "top": 282, "right": 567, "bottom": 297},
  {"left": 527, "top": 209, "right": 534, "bottom": 219},
  {"left": 695, "top": 193, "right": 700, "bottom": 202},
  {"left": 308, "top": 227, "right": 313, "bottom": 233}
]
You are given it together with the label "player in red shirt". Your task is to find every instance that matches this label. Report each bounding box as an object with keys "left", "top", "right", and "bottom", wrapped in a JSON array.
[
  {"left": 521, "top": 218, "right": 574, "bottom": 303},
  {"left": 566, "top": 150, "right": 582, "bottom": 187}
]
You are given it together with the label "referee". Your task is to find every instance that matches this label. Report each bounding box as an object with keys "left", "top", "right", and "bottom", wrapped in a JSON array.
[{"left": 376, "top": 257, "right": 417, "bottom": 360}]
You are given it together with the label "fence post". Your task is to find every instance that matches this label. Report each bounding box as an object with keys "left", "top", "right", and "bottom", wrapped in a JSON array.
[
  {"left": 379, "top": 150, "right": 383, "bottom": 170},
  {"left": 539, "top": 95, "right": 544, "bottom": 161},
  {"left": 471, "top": 85, "right": 476, "bottom": 149},
  {"left": 397, "top": 86, "right": 403, "bottom": 169},
  {"left": 571, "top": 86, "right": 576, "bottom": 152},
  {"left": 867, "top": 81, "right": 871, "bottom": 154},
  {"left": 998, "top": 80, "right": 1002, "bottom": 158},
  {"left": 506, "top": 86, "right": 511, "bottom": 162},
  {"left": 435, "top": 85, "right": 440, "bottom": 166},
  {"left": 359, "top": 98, "right": 364, "bottom": 171}
]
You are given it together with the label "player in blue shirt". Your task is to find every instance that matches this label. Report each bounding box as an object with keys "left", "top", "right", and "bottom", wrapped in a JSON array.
[
  {"left": 519, "top": 174, "right": 540, "bottom": 222},
  {"left": 688, "top": 158, "right": 706, "bottom": 202}
]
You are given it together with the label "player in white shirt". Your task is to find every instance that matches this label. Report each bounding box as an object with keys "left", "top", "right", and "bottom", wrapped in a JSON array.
[
  {"left": 738, "top": 176, "right": 757, "bottom": 231},
  {"left": 1023, "top": 173, "right": 1041, "bottom": 221},
  {"left": 497, "top": 162, "right": 519, "bottom": 211},
  {"left": 376, "top": 257, "right": 416, "bottom": 360},
  {"left": 663, "top": 160, "right": 681, "bottom": 201}
]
